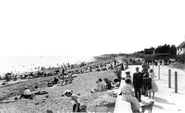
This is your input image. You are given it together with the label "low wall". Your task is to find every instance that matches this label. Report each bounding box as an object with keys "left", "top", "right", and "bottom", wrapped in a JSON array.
[{"left": 114, "top": 70, "right": 132, "bottom": 113}]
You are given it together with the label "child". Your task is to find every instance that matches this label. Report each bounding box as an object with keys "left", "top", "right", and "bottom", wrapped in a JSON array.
[
  {"left": 148, "top": 69, "right": 158, "bottom": 98},
  {"left": 64, "top": 90, "right": 81, "bottom": 112},
  {"left": 80, "top": 104, "right": 87, "bottom": 113}
]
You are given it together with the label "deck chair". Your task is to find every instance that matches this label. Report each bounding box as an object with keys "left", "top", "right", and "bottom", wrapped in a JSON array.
[{"left": 94, "top": 105, "right": 108, "bottom": 113}]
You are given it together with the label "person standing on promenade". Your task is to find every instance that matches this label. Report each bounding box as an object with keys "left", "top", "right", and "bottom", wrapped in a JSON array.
[
  {"left": 148, "top": 69, "right": 158, "bottom": 98},
  {"left": 133, "top": 67, "right": 143, "bottom": 102},
  {"left": 141, "top": 61, "right": 150, "bottom": 97},
  {"left": 142, "top": 61, "right": 150, "bottom": 74}
]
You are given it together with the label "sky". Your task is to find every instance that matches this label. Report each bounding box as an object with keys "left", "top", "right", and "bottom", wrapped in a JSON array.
[{"left": 0, "top": 0, "right": 185, "bottom": 57}]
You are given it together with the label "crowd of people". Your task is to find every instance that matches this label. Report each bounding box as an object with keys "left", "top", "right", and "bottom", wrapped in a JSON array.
[
  {"left": 91, "top": 77, "right": 120, "bottom": 93},
  {"left": 120, "top": 61, "right": 158, "bottom": 113},
  {"left": 63, "top": 76, "right": 121, "bottom": 112},
  {"left": 19, "top": 85, "right": 49, "bottom": 100},
  {"left": 61, "top": 60, "right": 126, "bottom": 112},
  {"left": 1, "top": 58, "right": 130, "bottom": 113}
]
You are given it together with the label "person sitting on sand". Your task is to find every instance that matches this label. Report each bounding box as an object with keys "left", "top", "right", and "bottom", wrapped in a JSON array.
[
  {"left": 112, "top": 78, "right": 120, "bottom": 88},
  {"left": 91, "top": 78, "right": 106, "bottom": 93},
  {"left": 64, "top": 90, "right": 81, "bottom": 112},
  {"left": 53, "top": 77, "right": 59, "bottom": 84},
  {"left": 121, "top": 78, "right": 141, "bottom": 113},
  {"left": 34, "top": 86, "right": 41, "bottom": 94},
  {"left": 58, "top": 79, "right": 65, "bottom": 86},
  {"left": 34, "top": 86, "right": 48, "bottom": 95},
  {"left": 80, "top": 104, "right": 87, "bottom": 113},
  {"left": 114, "top": 69, "right": 122, "bottom": 83},
  {"left": 103, "top": 78, "right": 112, "bottom": 90},
  {"left": 19, "top": 87, "right": 35, "bottom": 99},
  {"left": 47, "top": 77, "right": 59, "bottom": 87}
]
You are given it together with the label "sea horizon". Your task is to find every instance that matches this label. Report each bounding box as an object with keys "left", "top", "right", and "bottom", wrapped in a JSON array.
[{"left": 0, "top": 56, "right": 94, "bottom": 75}]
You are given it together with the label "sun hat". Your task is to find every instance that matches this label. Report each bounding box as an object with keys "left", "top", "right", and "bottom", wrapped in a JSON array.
[{"left": 64, "top": 90, "right": 72, "bottom": 95}]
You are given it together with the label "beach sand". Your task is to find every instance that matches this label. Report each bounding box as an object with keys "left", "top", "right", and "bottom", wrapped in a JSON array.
[
  {"left": 0, "top": 70, "right": 116, "bottom": 113},
  {"left": 1, "top": 63, "right": 184, "bottom": 113}
]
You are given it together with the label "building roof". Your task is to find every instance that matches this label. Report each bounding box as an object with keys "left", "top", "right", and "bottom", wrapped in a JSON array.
[{"left": 177, "top": 41, "right": 185, "bottom": 48}]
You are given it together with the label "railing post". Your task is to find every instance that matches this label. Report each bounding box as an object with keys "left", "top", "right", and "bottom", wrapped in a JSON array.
[
  {"left": 168, "top": 69, "right": 171, "bottom": 88},
  {"left": 175, "top": 71, "right": 178, "bottom": 93},
  {"left": 152, "top": 62, "right": 154, "bottom": 71},
  {"left": 158, "top": 65, "right": 160, "bottom": 80}
]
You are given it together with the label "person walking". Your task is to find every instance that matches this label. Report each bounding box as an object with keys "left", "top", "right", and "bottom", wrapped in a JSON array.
[
  {"left": 148, "top": 69, "right": 158, "bottom": 98},
  {"left": 133, "top": 67, "right": 143, "bottom": 102}
]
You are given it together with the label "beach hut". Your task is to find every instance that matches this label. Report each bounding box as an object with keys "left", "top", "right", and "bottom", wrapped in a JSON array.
[{"left": 177, "top": 41, "right": 185, "bottom": 55}]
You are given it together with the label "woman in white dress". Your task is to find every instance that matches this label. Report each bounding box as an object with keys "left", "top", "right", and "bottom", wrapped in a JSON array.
[{"left": 149, "top": 69, "right": 158, "bottom": 98}]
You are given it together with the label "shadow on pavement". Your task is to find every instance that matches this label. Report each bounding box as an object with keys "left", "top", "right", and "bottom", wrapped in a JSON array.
[
  {"left": 141, "top": 100, "right": 164, "bottom": 110},
  {"left": 153, "top": 96, "right": 175, "bottom": 105}
]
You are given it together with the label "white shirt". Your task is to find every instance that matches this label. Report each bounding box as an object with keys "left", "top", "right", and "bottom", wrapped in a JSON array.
[
  {"left": 34, "top": 88, "right": 41, "bottom": 94},
  {"left": 24, "top": 89, "right": 32, "bottom": 95},
  {"left": 97, "top": 82, "right": 106, "bottom": 91}
]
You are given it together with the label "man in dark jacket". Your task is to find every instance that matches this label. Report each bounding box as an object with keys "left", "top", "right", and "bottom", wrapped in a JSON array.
[{"left": 133, "top": 67, "right": 143, "bottom": 102}]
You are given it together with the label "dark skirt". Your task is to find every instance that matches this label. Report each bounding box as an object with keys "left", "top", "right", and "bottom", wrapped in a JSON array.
[
  {"left": 35, "top": 91, "right": 48, "bottom": 95},
  {"left": 73, "top": 103, "right": 81, "bottom": 112},
  {"left": 142, "top": 78, "right": 152, "bottom": 93},
  {"left": 20, "top": 94, "right": 33, "bottom": 99}
]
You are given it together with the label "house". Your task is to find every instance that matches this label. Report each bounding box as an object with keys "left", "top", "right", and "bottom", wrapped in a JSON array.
[
  {"left": 177, "top": 41, "right": 185, "bottom": 55},
  {"left": 144, "top": 48, "right": 155, "bottom": 54}
]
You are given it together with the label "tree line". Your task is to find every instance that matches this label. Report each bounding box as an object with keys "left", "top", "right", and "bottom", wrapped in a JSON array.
[
  {"left": 136, "top": 44, "right": 176, "bottom": 56},
  {"left": 93, "top": 43, "right": 185, "bottom": 64}
]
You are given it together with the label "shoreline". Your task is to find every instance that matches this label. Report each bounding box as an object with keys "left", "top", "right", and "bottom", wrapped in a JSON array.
[{"left": 0, "top": 56, "right": 94, "bottom": 75}]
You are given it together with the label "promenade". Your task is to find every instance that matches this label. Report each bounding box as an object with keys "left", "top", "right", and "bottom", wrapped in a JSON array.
[{"left": 114, "top": 65, "right": 185, "bottom": 113}]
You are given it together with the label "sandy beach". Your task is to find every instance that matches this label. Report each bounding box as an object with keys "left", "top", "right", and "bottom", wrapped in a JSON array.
[
  {"left": 0, "top": 68, "right": 117, "bottom": 113},
  {"left": 0, "top": 60, "right": 185, "bottom": 113}
]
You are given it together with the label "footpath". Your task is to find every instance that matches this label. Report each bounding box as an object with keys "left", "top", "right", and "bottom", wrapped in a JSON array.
[{"left": 114, "top": 65, "right": 185, "bottom": 113}]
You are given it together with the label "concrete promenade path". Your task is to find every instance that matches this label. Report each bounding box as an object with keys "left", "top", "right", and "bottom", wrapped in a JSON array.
[{"left": 121, "top": 65, "right": 185, "bottom": 113}]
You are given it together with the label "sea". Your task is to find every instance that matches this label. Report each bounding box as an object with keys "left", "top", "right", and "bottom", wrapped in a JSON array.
[{"left": 0, "top": 56, "right": 94, "bottom": 75}]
